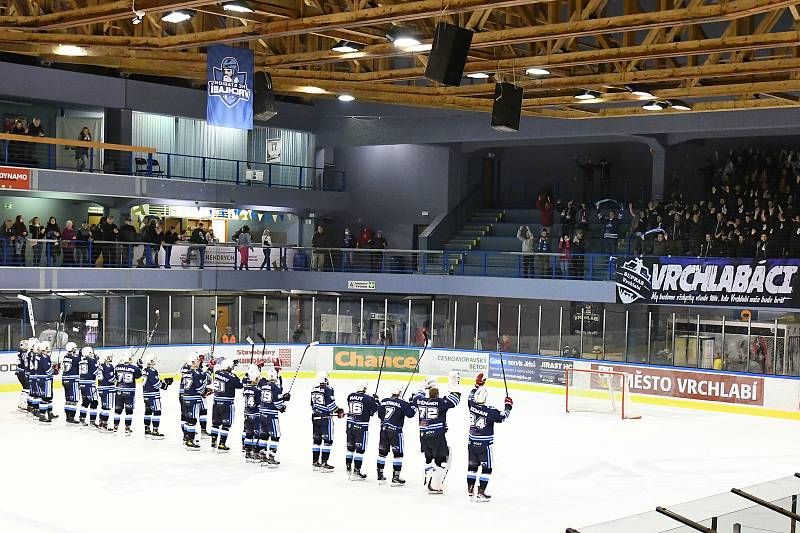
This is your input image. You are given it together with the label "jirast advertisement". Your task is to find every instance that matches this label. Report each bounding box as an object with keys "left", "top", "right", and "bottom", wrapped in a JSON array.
[{"left": 488, "top": 353, "right": 573, "bottom": 386}]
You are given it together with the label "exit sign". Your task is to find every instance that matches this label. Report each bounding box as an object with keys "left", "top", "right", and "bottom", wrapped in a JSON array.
[{"left": 3, "top": 203, "right": 11, "bottom": 209}]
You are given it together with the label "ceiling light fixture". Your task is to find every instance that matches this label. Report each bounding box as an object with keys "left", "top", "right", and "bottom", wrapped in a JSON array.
[
  {"left": 300, "top": 86, "right": 326, "bottom": 94},
  {"left": 525, "top": 67, "right": 550, "bottom": 76},
  {"left": 338, "top": 94, "right": 356, "bottom": 102},
  {"left": 642, "top": 100, "right": 668, "bottom": 111},
  {"left": 161, "top": 10, "right": 193, "bottom": 23},
  {"left": 668, "top": 99, "right": 693, "bottom": 111},
  {"left": 331, "top": 41, "right": 364, "bottom": 53},
  {"left": 131, "top": 1, "right": 144, "bottom": 25},
  {"left": 466, "top": 72, "right": 490, "bottom": 79},
  {"left": 53, "top": 44, "right": 88, "bottom": 57},
  {"left": 574, "top": 89, "right": 601, "bottom": 101},
  {"left": 628, "top": 84, "right": 655, "bottom": 99},
  {"left": 222, "top": 0, "right": 254, "bottom": 12},
  {"left": 387, "top": 27, "right": 421, "bottom": 49}
]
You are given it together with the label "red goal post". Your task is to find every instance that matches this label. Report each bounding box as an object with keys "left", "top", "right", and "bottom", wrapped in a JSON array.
[{"left": 565, "top": 368, "right": 641, "bottom": 420}]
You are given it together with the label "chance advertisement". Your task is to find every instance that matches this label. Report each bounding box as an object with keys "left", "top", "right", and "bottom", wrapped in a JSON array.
[
  {"left": 207, "top": 44, "right": 254, "bottom": 130},
  {"left": 488, "top": 353, "right": 573, "bottom": 386},
  {"left": 615, "top": 256, "right": 799, "bottom": 308},
  {"left": 333, "top": 346, "right": 419, "bottom": 373},
  {"left": 591, "top": 363, "right": 764, "bottom": 406}
]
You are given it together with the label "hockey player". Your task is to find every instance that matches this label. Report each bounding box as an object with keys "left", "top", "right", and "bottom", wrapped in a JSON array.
[
  {"left": 242, "top": 365, "right": 262, "bottom": 462},
  {"left": 377, "top": 385, "right": 416, "bottom": 486},
  {"left": 310, "top": 371, "right": 344, "bottom": 472},
  {"left": 345, "top": 383, "right": 379, "bottom": 480},
  {"left": 36, "top": 341, "right": 57, "bottom": 423},
  {"left": 411, "top": 372, "right": 461, "bottom": 494},
  {"left": 114, "top": 352, "right": 142, "bottom": 435},
  {"left": 210, "top": 359, "right": 243, "bottom": 452},
  {"left": 256, "top": 366, "right": 289, "bottom": 466},
  {"left": 97, "top": 352, "right": 117, "bottom": 432},
  {"left": 180, "top": 352, "right": 206, "bottom": 450},
  {"left": 78, "top": 347, "right": 100, "bottom": 428},
  {"left": 27, "top": 340, "right": 41, "bottom": 418},
  {"left": 142, "top": 353, "right": 172, "bottom": 439},
  {"left": 15, "top": 339, "right": 31, "bottom": 412},
  {"left": 197, "top": 354, "right": 212, "bottom": 437},
  {"left": 61, "top": 342, "right": 81, "bottom": 424},
  {"left": 467, "top": 387, "right": 512, "bottom": 502}
]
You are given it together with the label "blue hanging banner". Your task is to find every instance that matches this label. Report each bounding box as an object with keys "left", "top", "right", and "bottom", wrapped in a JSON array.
[{"left": 207, "top": 44, "right": 254, "bottom": 130}]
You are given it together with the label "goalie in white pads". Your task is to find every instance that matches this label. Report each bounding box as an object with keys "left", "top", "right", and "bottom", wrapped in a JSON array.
[
  {"left": 467, "top": 385, "right": 512, "bottom": 501},
  {"left": 411, "top": 372, "right": 461, "bottom": 494}
]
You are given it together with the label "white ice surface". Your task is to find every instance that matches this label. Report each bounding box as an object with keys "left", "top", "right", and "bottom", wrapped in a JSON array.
[{"left": 1, "top": 378, "right": 800, "bottom": 533}]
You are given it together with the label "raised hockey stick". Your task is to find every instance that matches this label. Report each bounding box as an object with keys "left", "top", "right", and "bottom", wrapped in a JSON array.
[
  {"left": 373, "top": 338, "right": 389, "bottom": 395},
  {"left": 53, "top": 311, "right": 66, "bottom": 364},
  {"left": 246, "top": 336, "right": 255, "bottom": 364},
  {"left": 401, "top": 330, "right": 429, "bottom": 398},
  {"left": 286, "top": 340, "right": 320, "bottom": 395},
  {"left": 496, "top": 336, "right": 509, "bottom": 398},
  {"left": 136, "top": 309, "right": 160, "bottom": 364},
  {"left": 17, "top": 294, "right": 36, "bottom": 337},
  {"left": 256, "top": 332, "right": 267, "bottom": 366}
]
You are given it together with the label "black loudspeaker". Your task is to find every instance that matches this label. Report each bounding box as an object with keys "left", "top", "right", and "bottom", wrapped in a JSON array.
[
  {"left": 253, "top": 71, "right": 277, "bottom": 120},
  {"left": 491, "top": 82, "right": 523, "bottom": 132},
  {"left": 424, "top": 22, "right": 473, "bottom": 87}
]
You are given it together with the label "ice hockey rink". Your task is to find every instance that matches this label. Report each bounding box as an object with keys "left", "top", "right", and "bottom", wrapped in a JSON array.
[{"left": 2, "top": 376, "right": 800, "bottom": 533}]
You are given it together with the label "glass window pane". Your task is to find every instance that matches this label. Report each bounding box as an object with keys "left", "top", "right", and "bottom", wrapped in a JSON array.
[
  {"left": 432, "top": 297, "right": 453, "bottom": 349},
  {"left": 171, "top": 296, "right": 192, "bottom": 344},
  {"left": 409, "top": 298, "right": 432, "bottom": 347},
  {"left": 603, "top": 305, "right": 626, "bottom": 362},
  {"left": 579, "top": 303, "right": 603, "bottom": 359},
  {"left": 476, "top": 298, "right": 498, "bottom": 352},
  {"left": 64, "top": 295, "right": 103, "bottom": 347},
  {"left": 314, "top": 296, "right": 337, "bottom": 344},
  {"left": 265, "top": 296, "right": 288, "bottom": 343},
  {"left": 455, "top": 297, "right": 477, "bottom": 350},
  {"left": 626, "top": 307, "right": 649, "bottom": 364},
  {"left": 498, "top": 302, "right": 518, "bottom": 353},
  {"left": 519, "top": 303, "right": 539, "bottom": 355},
  {"left": 216, "top": 295, "right": 239, "bottom": 343},
  {"left": 650, "top": 308, "right": 674, "bottom": 366},
  {"left": 193, "top": 296, "right": 216, "bottom": 346},
  {"left": 241, "top": 296, "right": 264, "bottom": 345},
  {"left": 388, "top": 297, "right": 409, "bottom": 346},
  {"left": 362, "top": 297, "right": 387, "bottom": 345},
  {"left": 104, "top": 296, "right": 125, "bottom": 347},
  {"left": 127, "top": 296, "right": 147, "bottom": 346},
  {"left": 539, "top": 302, "right": 560, "bottom": 356},
  {"left": 149, "top": 295, "right": 169, "bottom": 345},
  {"left": 561, "top": 304, "right": 580, "bottom": 358},
  {"left": 338, "top": 297, "right": 360, "bottom": 345}
]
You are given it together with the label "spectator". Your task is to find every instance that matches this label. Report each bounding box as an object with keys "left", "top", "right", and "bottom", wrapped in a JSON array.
[
  {"left": 26, "top": 117, "right": 45, "bottom": 165},
  {"left": 559, "top": 199, "right": 576, "bottom": 235},
  {"left": 536, "top": 228, "right": 551, "bottom": 276},
  {"left": 557, "top": 233, "right": 572, "bottom": 278},
  {"left": 571, "top": 229, "right": 586, "bottom": 279},
  {"left": 236, "top": 225, "right": 253, "bottom": 270},
  {"left": 206, "top": 228, "right": 218, "bottom": 244},
  {"left": 598, "top": 158, "right": 611, "bottom": 195},
  {"left": 61, "top": 220, "right": 76, "bottom": 266},
  {"left": 90, "top": 223, "right": 102, "bottom": 265},
  {"left": 163, "top": 226, "right": 178, "bottom": 269},
  {"left": 221, "top": 327, "right": 237, "bottom": 343},
  {"left": 368, "top": 229, "right": 388, "bottom": 273},
  {"left": 628, "top": 205, "right": 648, "bottom": 255},
  {"left": 755, "top": 232, "right": 769, "bottom": 259},
  {"left": 516, "top": 225, "right": 535, "bottom": 278},
  {"left": 575, "top": 156, "right": 594, "bottom": 200},
  {"left": 76, "top": 221, "right": 91, "bottom": 266},
  {"left": 341, "top": 227, "right": 355, "bottom": 271},
  {"left": 311, "top": 225, "right": 327, "bottom": 271},
  {"left": 29, "top": 216, "right": 45, "bottom": 267},
  {"left": 597, "top": 209, "right": 622, "bottom": 255},
  {"left": 687, "top": 213, "right": 704, "bottom": 256},
  {"left": 100, "top": 215, "right": 119, "bottom": 267},
  {"left": 357, "top": 226, "right": 372, "bottom": 249},
  {"left": 7, "top": 119, "right": 27, "bottom": 164},
  {"left": 146, "top": 222, "right": 163, "bottom": 267},
  {"left": 119, "top": 216, "right": 138, "bottom": 267},
  {"left": 260, "top": 229, "right": 273, "bottom": 270},
  {"left": 185, "top": 222, "right": 207, "bottom": 267},
  {"left": 12, "top": 214, "right": 27, "bottom": 266},
  {"left": 669, "top": 212, "right": 685, "bottom": 255},
  {"left": 651, "top": 231, "right": 669, "bottom": 256},
  {"left": 1, "top": 219, "right": 13, "bottom": 265},
  {"left": 576, "top": 202, "right": 590, "bottom": 237},
  {"left": 536, "top": 194, "right": 556, "bottom": 230},
  {"left": 75, "top": 126, "right": 92, "bottom": 171}
]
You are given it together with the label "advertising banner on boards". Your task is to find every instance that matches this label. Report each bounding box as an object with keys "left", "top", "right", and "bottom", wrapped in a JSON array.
[
  {"left": 488, "top": 353, "right": 573, "bottom": 386},
  {"left": 614, "top": 256, "right": 799, "bottom": 308}
]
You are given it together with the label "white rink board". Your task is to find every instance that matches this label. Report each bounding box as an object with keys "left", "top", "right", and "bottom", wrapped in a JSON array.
[{"left": 1, "top": 343, "right": 799, "bottom": 416}]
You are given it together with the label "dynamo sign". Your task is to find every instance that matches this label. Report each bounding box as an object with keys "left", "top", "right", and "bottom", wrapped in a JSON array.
[{"left": 207, "top": 44, "right": 253, "bottom": 130}]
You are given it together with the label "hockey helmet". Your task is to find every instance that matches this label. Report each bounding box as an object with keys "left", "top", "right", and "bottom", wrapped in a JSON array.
[
  {"left": 38, "top": 340, "right": 51, "bottom": 354},
  {"left": 317, "top": 371, "right": 329, "bottom": 385},
  {"left": 65, "top": 341, "right": 78, "bottom": 354},
  {"left": 80, "top": 346, "right": 95, "bottom": 358},
  {"left": 474, "top": 386, "right": 489, "bottom": 405},
  {"left": 390, "top": 385, "right": 403, "bottom": 397},
  {"left": 186, "top": 352, "right": 201, "bottom": 367},
  {"left": 19, "top": 338, "right": 29, "bottom": 350},
  {"left": 142, "top": 353, "right": 157, "bottom": 367},
  {"left": 264, "top": 367, "right": 277, "bottom": 382},
  {"left": 218, "top": 358, "right": 234, "bottom": 372},
  {"left": 246, "top": 364, "right": 261, "bottom": 382},
  {"left": 28, "top": 337, "right": 37, "bottom": 347},
  {"left": 356, "top": 381, "right": 368, "bottom": 393},
  {"left": 102, "top": 351, "right": 114, "bottom": 363},
  {"left": 423, "top": 376, "right": 437, "bottom": 390},
  {"left": 221, "top": 56, "right": 239, "bottom": 72}
]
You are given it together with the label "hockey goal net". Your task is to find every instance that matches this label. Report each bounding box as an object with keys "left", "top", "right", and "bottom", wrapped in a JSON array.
[{"left": 565, "top": 368, "right": 641, "bottom": 420}]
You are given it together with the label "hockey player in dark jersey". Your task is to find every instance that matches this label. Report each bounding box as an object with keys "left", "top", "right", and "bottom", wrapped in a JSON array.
[
  {"left": 78, "top": 347, "right": 100, "bottom": 428},
  {"left": 311, "top": 371, "right": 344, "bottom": 472},
  {"left": 97, "top": 352, "right": 117, "bottom": 432},
  {"left": 210, "top": 359, "right": 243, "bottom": 452},
  {"left": 467, "top": 386, "right": 512, "bottom": 502},
  {"left": 114, "top": 352, "right": 143, "bottom": 435},
  {"left": 197, "top": 354, "right": 212, "bottom": 437},
  {"left": 15, "top": 338, "right": 31, "bottom": 412},
  {"left": 411, "top": 372, "right": 461, "bottom": 494},
  {"left": 61, "top": 342, "right": 81, "bottom": 425},
  {"left": 180, "top": 352, "right": 206, "bottom": 450},
  {"left": 142, "top": 353, "right": 173, "bottom": 439},
  {"left": 257, "top": 366, "right": 288, "bottom": 466},
  {"left": 27, "top": 341, "right": 41, "bottom": 418},
  {"left": 345, "top": 382, "right": 379, "bottom": 481},
  {"left": 377, "top": 384, "right": 417, "bottom": 486},
  {"left": 36, "top": 341, "right": 57, "bottom": 423},
  {"left": 242, "top": 365, "right": 262, "bottom": 462}
]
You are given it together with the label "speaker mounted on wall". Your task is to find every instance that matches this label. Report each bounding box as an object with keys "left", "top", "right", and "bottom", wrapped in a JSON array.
[
  {"left": 491, "top": 82, "right": 523, "bottom": 132},
  {"left": 254, "top": 71, "right": 277, "bottom": 121},
  {"left": 424, "top": 22, "right": 474, "bottom": 87}
]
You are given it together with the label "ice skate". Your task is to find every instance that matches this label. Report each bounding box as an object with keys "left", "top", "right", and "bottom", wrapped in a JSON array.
[
  {"left": 149, "top": 430, "right": 165, "bottom": 440},
  {"left": 475, "top": 488, "right": 491, "bottom": 502},
  {"left": 377, "top": 472, "right": 387, "bottom": 485},
  {"left": 350, "top": 468, "right": 366, "bottom": 481},
  {"left": 124, "top": 427, "right": 133, "bottom": 437},
  {"left": 391, "top": 473, "right": 406, "bottom": 487},
  {"left": 319, "top": 462, "right": 335, "bottom": 473},
  {"left": 216, "top": 444, "right": 231, "bottom": 453},
  {"left": 312, "top": 461, "right": 322, "bottom": 471}
]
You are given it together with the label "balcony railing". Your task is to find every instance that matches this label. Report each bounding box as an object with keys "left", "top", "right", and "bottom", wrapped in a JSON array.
[{"left": 0, "top": 133, "right": 346, "bottom": 191}]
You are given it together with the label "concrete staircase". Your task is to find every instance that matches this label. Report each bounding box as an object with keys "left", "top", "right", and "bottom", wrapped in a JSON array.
[{"left": 442, "top": 209, "right": 504, "bottom": 272}]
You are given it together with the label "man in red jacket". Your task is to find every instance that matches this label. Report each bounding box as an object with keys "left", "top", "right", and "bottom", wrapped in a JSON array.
[{"left": 536, "top": 194, "right": 555, "bottom": 230}]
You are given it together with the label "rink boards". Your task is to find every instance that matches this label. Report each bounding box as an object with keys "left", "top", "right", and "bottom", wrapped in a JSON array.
[{"left": 0, "top": 342, "right": 798, "bottom": 418}]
